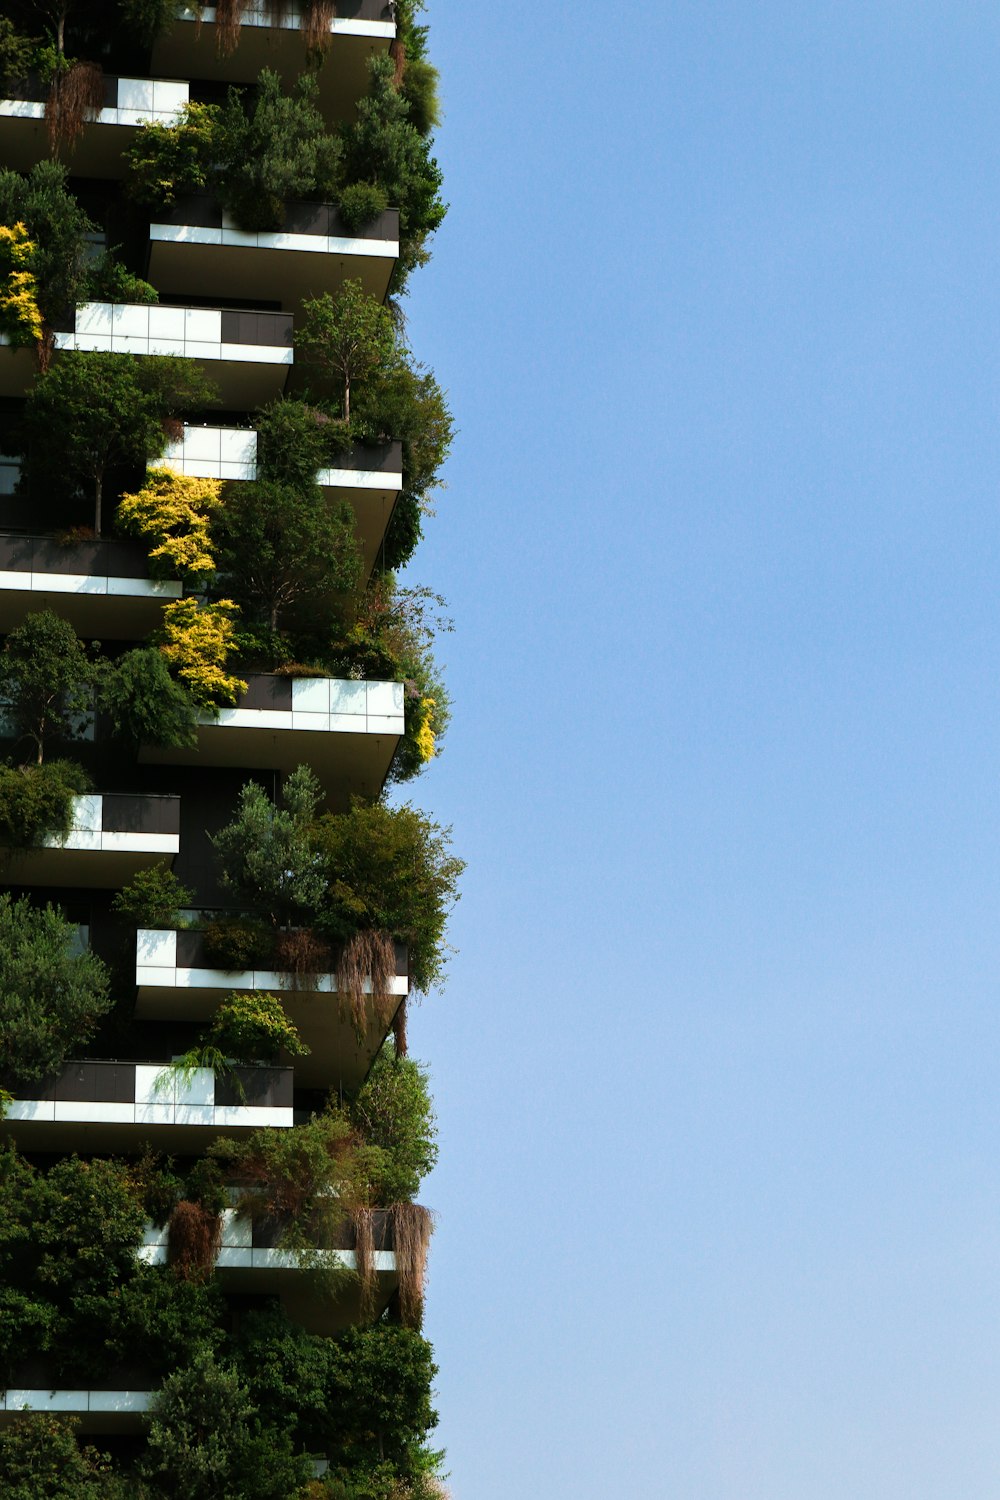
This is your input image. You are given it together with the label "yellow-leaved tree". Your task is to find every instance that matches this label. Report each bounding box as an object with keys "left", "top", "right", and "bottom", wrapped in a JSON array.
[
  {"left": 118, "top": 468, "right": 223, "bottom": 582},
  {"left": 0, "top": 222, "right": 42, "bottom": 349},
  {"left": 159, "top": 598, "right": 247, "bottom": 711}
]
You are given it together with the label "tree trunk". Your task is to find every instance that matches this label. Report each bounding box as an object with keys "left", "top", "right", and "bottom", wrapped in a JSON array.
[
  {"left": 344, "top": 371, "right": 350, "bottom": 423},
  {"left": 94, "top": 472, "right": 102, "bottom": 537}
]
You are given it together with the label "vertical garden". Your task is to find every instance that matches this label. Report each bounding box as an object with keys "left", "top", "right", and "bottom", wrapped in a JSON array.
[{"left": 0, "top": 3, "right": 459, "bottom": 1496}]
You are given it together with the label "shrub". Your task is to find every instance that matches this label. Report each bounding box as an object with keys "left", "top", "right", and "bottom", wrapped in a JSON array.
[
  {"left": 314, "top": 800, "right": 463, "bottom": 993},
  {"left": 202, "top": 916, "right": 274, "bottom": 971},
  {"left": 158, "top": 597, "right": 246, "bottom": 711},
  {"left": 0, "top": 895, "right": 112, "bottom": 1087},
  {"left": 255, "top": 398, "right": 348, "bottom": 488},
  {"left": 125, "top": 100, "right": 219, "bottom": 210},
  {"left": 0, "top": 221, "right": 42, "bottom": 348},
  {"left": 213, "top": 69, "right": 341, "bottom": 231},
  {"left": 338, "top": 181, "right": 390, "bottom": 232},
  {"left": 0, "top": 758, "right": 90, "bottom": 847},
  {"left": 118, "top": 468, "right": 222, "bottom": 582},
  {"left": 0, "top": 160, "right": 96, "bottom": 328},
  {"left": 112, "top": 863, "right": 192, "bottom": 929},
  {"left": 0, "top": 610, "right": 93, "bottom": 765},
  {"left": 99, "top": 647, "right": 199, "bottom": 750},
  {"left": 207, "top": 990, "right": 309, "bottom": 1064},
  {"left": 351, "top": 1046, "right": 437, "bottom": 1203},
  {"left": 0, "top": 1414, "right": 109, "bottom": 1499},
  {"left": 84, "top": 251, "right": 158, "bottom": 305}
]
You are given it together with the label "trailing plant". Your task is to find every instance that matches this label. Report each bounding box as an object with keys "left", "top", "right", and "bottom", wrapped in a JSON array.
[
  {"left": 167, "top": 1198, "right": 222, "bottom": 1282},
  {"left": 0, "top": 894, "right": 111, "bottom": 1086},
  {"left": 112, "top": 862, "right": 192, "bottom": 928},
  {"left": 206, "top": 989, "right": 309, "bottom": 1064},
  {"left": 157, "top": 597, "right": 246, "bottom": 710},
  {"left": 118, "top": 467, "right": 222, "bottom": 582},
  {"left": 0, "top": 221, "right": 42, "bottom": 348},
  {"left": 0, "top": 609, "right": 93, "bottom": 763},
  {"left": 98, "top": 646, "right": 199, "bottom": 750},
  {"left": 388, "top": 1201, "right": 432, "bottom": 1330},
  {"left": 0, "top": 756, "right": 90, "bottom": 847},
  {"left": 45, "top": 58, "right": 103, "bottom": 157},
  {"left": 337, "top": 927, "right": 398, "bottom": 1035}
]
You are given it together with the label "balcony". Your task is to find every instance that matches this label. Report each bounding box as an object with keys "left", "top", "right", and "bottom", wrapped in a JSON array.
[
  {"left": 148, "top": 196, "right": 399, "bottom": 309},
  {"left": 151, "top": 3, "right": 395, "bottom": 123},
  {"left": 0, "top": 303, "right": 293, "bottom": 407},
  {"left": 134, "top": 927, "right": 408, "bottom": 1090},
  {"left": 1, "top": 793, "right": 179, "bottom": 888},
  {"left": 0, "top": 75, "right": 188, "bottom": 176},
  {"left": 3, "top": 1059, "right": 293, "bottom": 1150},
  {"left": 0, "top": 1388, "right": 150, "bottom": 1433},
  {"left": 0, "top": 533, "right": 181, "bottom": 638},
  {"left": 141, "top": 1207, "right": 400, "bottom": 1331},
  {"left": 138, "top": 674, "right": 405, "bottom": 804},
  {"left": 163, "top": 426, "right": 404, "bottom": 574}
]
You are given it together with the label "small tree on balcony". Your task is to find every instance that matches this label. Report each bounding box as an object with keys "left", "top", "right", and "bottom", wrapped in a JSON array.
[
  {"left": 0, "top": 610, "right": 92, "bottom": 765},
  {"left": 296, "top": 280, "right": 395, "bottom": 425},
  {"left": 0, "top": 893, "right": 112, "bottom": 1086},
  {"left": 21, "top": 352, "right": 216, "bottom": 534}
]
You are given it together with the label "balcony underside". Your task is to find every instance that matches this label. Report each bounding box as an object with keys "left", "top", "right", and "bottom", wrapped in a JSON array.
[
  {"left": 0, "top": 342, "right": 289, "bottom": 408},
  {"left": 147, "top": 234, "right": 396, "bottom": 312},
  {"left": 0, "top": 111, "right": 136, "bottom": 178},
  {"left": 151, "top": 10, "right": 394, "bottom": 122},
  {"left": 0, "top": 841, "right": 176, "bottom": 890},
  {"left": 0, "top": 578, "right": 180, "bottom": 641},
  {"left": 138, "top": 719, "right": 400, "bottom": 805}
]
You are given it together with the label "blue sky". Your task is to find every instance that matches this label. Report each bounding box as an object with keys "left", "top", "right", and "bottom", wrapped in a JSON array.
[{"left": 398, "top": 3, "right": 1000, "bottom": 1495}]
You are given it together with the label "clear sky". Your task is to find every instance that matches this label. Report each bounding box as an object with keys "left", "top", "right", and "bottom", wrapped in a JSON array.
[{"left": 398, "top": 3, "right": 1000, "bottom": 1496}]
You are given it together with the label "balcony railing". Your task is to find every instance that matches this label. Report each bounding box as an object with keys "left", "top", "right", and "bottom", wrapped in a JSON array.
[{"left": 4, "top": 1059, "right": 294, "bottom": 1128}]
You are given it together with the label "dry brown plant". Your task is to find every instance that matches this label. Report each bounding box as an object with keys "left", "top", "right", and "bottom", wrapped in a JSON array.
[
  {"left": 351, "top": 1202, "right": 377, "bottom": 1319},
  {"left": 391, "top": 997, "right": 408, "bottom": 1057},
  {"left": 215, "top": 0, "right": 245, "bottom": 54},
  {"left": 46, "top": 61, "right": 104, "bottom": 157},
  {"left": 337, "top": 928, "right": 397, "bottom": 1034},
  {"left": 275, "top": 925, "right": 331, "bottom": 987},
  {"left": 389, "top": 1201, "right": 432, "bottom": 1329},
  {"left": 304, "top": 0, "right": 336, "bottom": 52},
  {"left": 167, "top": 1199, "right": 222, "bottom": 1281},
  {"left": 390, "top": 35, "right": 406, "bottom": 86}
]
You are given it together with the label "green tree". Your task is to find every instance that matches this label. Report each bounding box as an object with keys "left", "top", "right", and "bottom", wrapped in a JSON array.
[
  {"left": 0, "top": 1414, "right": 108, "bottom": 1499},
  {"left": 0, "top": 894, "right": 111, "bottom": 1086},
  {"left": 212, "top": 478, "right": 360, "bottom": 631},
  {"left": 0, "top": 161, "right": 95, "bottom": 329},
  {"left": 341, "top": 53, "right": 446, "bottom": 288},
  {"left": 313, "top": 800, "right": 463, "bottom": 993},
  {"left": 296, "top": 280, "right": 395, "bottom": 424},
  {"left": 213, "top": 69, "right": 341, "bottom": 232},
  {"left": 211, "top": 766, "right": 327, "bottom": 927},
  {"left": 0, "top": 20, "right": 35, "bottom": 93},
  {"left": 351, "top": 1044, "right": 437, "bottom": 1202},
  {"left": 99, "top": 647, "right": 198, "bottom": 751},
  {"left": 0, "top": 610, "right": 92, "bottom": 764},
  {"left": 20, "top": 352, "right": 216, "bottom": 533},
  {"left": 143, "top": 1347, "right": 309, "bottom": 1500},
  {"left": 111, "top": 862, "right": 193, "bottom": 928}
]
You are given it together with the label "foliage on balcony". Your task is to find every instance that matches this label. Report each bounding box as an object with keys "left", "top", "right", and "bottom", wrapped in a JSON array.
[
  {"left": 0, "top": 894, "right": 112, "bottom": 1087},
  {"left": 210, "top": 765, "right": 463, "bottom": 996},
  {"left": 118, "top": 468, "right": 223, "bottom": 583},
  {"left": 112, "top": 861, "right": 193, "bottom": 928},
  {"left": 157, "top": 597, "right": 247, "bottom": 710},
  {"left": 0, "top": 755, "right": 91, "bottom": 846}
]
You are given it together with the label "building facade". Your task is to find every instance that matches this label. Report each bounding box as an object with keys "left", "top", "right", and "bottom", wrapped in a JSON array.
[{"left": 0, "top": 3, "right": 453, "bottom": 1493}]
